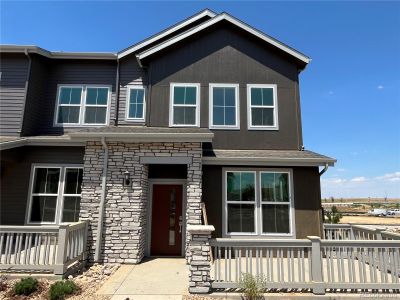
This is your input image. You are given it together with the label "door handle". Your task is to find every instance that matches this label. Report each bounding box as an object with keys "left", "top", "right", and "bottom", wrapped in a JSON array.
[{"left": 178, "top": 216, "right": 183, "bottom": 233}]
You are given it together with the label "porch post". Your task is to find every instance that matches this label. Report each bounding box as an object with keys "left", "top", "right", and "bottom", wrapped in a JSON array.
[
  {"left": 187, "top": 225, "right": 215, "bottom": 294},
  {"left": 308, "top": 236, "right": 325, "bottom": 295},
  {"left": 54, "top": 224, "right": 69, "bottom": 276}
]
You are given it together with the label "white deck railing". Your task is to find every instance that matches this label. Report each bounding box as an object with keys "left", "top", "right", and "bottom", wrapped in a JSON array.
[
  {"left": 209, "top": 237, "right": 400, "bottom": 294},
  {"left": 0, "top": 220, "right": 88, "bottom": 276},
  {"left": 323, "top": 223, "right": 400, "bottom": 241}
]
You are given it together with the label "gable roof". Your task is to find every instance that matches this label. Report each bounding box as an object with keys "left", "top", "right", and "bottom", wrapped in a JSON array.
[
  {"left": 136, "top": 12, "right": 311, "bottom": 66},
  {"left": 117, "top": 9, "right": 216, "bottom": 59}
]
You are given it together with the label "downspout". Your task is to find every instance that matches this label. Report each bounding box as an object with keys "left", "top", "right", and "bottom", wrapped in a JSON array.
[
  {"left": 113, "top": 59, "right": 120, "bottom": 126},
  {"left": 319, "top": 162, "right": 329, "bottom": 236},
  {"left": 19, "top": 49, "right": 32, "bottom": 135},
  {"left": 95, "top": 137, "right": 108, "bottom": 262},
  {"left": 319, "top": 163, "right": 329, "bottom": 176}
]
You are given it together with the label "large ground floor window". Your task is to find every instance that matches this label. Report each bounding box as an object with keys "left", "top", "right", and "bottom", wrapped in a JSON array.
[
  {"left": 27, "top": 164, "right": 83, "bottom": 224},
  {"left": 223, "top": 169, "right": 294, "bottom": 237}
]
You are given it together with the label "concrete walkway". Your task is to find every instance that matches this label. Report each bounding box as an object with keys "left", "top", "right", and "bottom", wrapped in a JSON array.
[{"left": 97, "top": 258, "right": 188, "bottom": 300}]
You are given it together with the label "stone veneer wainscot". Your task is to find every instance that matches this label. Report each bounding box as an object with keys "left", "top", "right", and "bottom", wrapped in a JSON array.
[{"left": 80, "top": 141, "right": 203, "bottom": 263}]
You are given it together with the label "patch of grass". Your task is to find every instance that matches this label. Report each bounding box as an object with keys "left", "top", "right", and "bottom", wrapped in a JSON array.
[
  {"left": 14, "top": 277, "right": 38, "bottom": 296},
  {"left": 239, "top": 273, "right": 266, "bottom": 300},
  {"left": 49, "top": 280, "right": 78, "bottom": 300}
]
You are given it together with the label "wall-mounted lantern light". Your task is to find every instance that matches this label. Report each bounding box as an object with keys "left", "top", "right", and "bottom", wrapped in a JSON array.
[{"left": 123, "top": 171, "right": 131, "bottom": 187}]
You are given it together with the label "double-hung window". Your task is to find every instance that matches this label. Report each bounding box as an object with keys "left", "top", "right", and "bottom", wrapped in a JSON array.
[
  {"left": 126, "top": 86, "right": 146, "bottom": 122},
  {"left": 224, "top": 169, "right": 294, "bottom": 237},
  {"left": 27, "top": 165, "right": 83, "bottom": 224},
  {"left": 169, "top": 83, "right": 200, "bottom": 127},
  {"left": 55, "top": 85, "right": 110, "bottom": 126},
  {"left": 247, "top": 84, "right": 278, "bottom": 130},
  {"left": 209, "top": 84, "right": 239, "bottom": 129},
  {"left": 226, "top": 171, "right": 256, "bottom": 234}
]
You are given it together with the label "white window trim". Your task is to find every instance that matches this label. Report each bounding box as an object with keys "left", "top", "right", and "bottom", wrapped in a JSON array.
[
  {"left": 25, "top": 164, "right": 83, "bottom": 225},
  {"left": 247, "top": 84, "right": 279, "bottom": 130},
  {"left": 209, "top": 83, "right": 240, "bottom": 130},
  {"left": 169, "top": 83, "right": 200, "bottom": 127},
  {"left": 224, "top": 171, "right": 257, "bottom": 236},
  {"left": 259, "top": 170, "right": 294, "bottom": 237},
  {"left": 222, "top": 168, "right": 295, "bottom": 238},
  {"left": 53, "top": 84, "right": 112, "bottom": 127},
  {"left": 125, "top": 85, "right": 146, "bottom": 122}
]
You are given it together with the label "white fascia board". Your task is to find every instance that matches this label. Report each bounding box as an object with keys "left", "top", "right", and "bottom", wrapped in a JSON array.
[
  {"left": 137, "top": 13, "right": 311, "bottom": 64},
  {"left": 0, "top": 45, "right": 117, "bottom": 60},
  {"left": 0, "top": 138, "right": 27, "bottom": 151},
  {"left": 202, "top": 157, "right": 336, "bottom": 167},
  {"left": 0, "top": 136, "right": 85, "bottom": 150},
  {"left": 70, "top": 132, "right": 214, "bottom": 143},
  {"left": 117, "top": 9, "right": 216, "bottom": 59}
]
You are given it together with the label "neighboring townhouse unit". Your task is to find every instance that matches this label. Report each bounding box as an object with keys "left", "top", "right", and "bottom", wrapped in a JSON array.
[{"left": 0, "top": 9, "right": 335, "bottom": 265}]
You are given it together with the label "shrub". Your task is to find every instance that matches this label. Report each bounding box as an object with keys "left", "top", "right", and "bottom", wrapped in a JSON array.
[
  {"left": 14, "top": 277, "right": 38, "bottom": 296},
  {"left": 239, "top": 273, "right": 266, "bottom": 300},
  {"left": 49, "top": 280, "right": 77, "bottom": 300},
  {"left": 324, "top": 205, "right": 342, "bottom": 224}
]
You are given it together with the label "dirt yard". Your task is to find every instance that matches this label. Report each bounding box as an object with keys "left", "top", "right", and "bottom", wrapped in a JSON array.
[{"left": 340, "top": 215, "right": 400, "bottom": 225}]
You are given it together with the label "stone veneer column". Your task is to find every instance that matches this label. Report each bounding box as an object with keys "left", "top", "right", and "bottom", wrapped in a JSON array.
[
  {"left": 187, "top": 225, "right": 215, "bottom": 294},
  {"left": 80, "top": 141, "right": 202, "bottom": 264}
]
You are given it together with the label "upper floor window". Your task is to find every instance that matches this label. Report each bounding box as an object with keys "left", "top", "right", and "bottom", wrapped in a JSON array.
[
  {"left": 27, "top": 165, "right": 83, "bottom": 224},
  {"left": 247, "top": 84, "right": 278, "bottom": 130},
  {"left": 169, "top": 83, "right": 200, "bottom": 127},
  {"left": 126, "top": 86, "right": 145, "bottom": 122},
  {"left": 209, "top": 84, "right": 239, "bottom": 129},
  {"left": 55, "top": 85, "right": 110, "bottom": 126}
]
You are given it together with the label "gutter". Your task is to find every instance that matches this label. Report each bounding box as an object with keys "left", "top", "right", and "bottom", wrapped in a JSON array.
[
  {"left": 94, "top": 137, "right": 108, "bottom": 262},
  {"left": 319, "top": 163, "right": 329, "bottom": 176}
]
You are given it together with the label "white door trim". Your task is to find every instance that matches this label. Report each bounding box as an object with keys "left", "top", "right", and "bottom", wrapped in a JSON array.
[{"left": 146, "top": 179, "right": 187, "bottom": 257}]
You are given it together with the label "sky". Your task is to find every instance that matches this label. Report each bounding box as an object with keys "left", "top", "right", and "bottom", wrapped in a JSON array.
[{"left": 1, "top": 1, "right": 399, "bottom": 199}]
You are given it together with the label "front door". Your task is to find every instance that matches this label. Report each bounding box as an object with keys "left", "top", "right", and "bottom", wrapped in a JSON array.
[{"left": 151, "top": 184, "right": 183, "bottom": 256}]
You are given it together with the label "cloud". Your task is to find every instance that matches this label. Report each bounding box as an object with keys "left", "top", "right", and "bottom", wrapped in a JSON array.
[
  {"left": 351, "top": 176, "right": 366, "bottom": 182},
  {"left": 321, "top": 172, "right": 400, "bottom": 198},
  {"left": 337, "top": 168, "right": 346, "bottom": 172},
  {"left": 375, "top": 172, "right": 400, "bottom": 182},
  {"left": 377, "top": 85, "right": 384, "bottom": 89}
]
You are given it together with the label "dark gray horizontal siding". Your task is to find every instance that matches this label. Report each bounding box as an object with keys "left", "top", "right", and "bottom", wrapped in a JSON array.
[
  {"left": 0, "top": 146, "right": 85, "bottom": 225},
  {"left": 0, "top": 54, "right": 29, "bottom": 136},
  {"left": 118, "top": 56, "right": 147, "bottom": 125}
]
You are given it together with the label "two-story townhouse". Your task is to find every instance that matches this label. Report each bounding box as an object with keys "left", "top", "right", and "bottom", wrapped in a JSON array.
[{"left": 0, "top": 9, "right": 335, "bottom": 266}]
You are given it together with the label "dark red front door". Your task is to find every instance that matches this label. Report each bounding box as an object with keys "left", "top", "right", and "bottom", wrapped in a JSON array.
[{"left": 151, "top": 184, "right": 183, "bottom": 256}]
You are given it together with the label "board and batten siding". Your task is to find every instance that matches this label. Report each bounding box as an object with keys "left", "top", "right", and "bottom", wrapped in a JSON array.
[
  {"left": 118, "top": 56, "right": 147, "bottom": 125},
  {"left": 146, "top": 25, "right": 303, "bottom": 150},
  {"left": 0, "top": 53, "right": 30, "bottom": 136},
  {"left": 21, "top": 54, "right": 50, "bottom": 136},
  {"left": 26, "top": 59, "right": 118, "bottom": 136},
  {"left": 0, "top": 146, "right": 85, "bottom": 225},
  {"left": 202, "top": 165, "right": 322, "bottom": 239}
]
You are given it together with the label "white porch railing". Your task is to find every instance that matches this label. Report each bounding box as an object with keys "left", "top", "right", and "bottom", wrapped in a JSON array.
[
  {"left": 209, "top": 237, "right": 400, "bottom": 294},
  {"left": 0, "top": 220, "right": 88, "bottom": 276},
  {"left": 323, "top": 223, "right": 400, "bottom": 241}
]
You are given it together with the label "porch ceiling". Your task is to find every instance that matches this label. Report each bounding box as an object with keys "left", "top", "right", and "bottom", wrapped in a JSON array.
[{"left": 202, "top": 149, "right": 336, "bottom": 167}]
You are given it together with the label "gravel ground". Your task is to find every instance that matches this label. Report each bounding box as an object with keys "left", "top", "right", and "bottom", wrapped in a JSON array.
[
  {"left": 0, "top": 264, "right": 120, "bottom": 300},
  {"left": 340, "top": 215, "right": 400, "bottom": 225}
]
